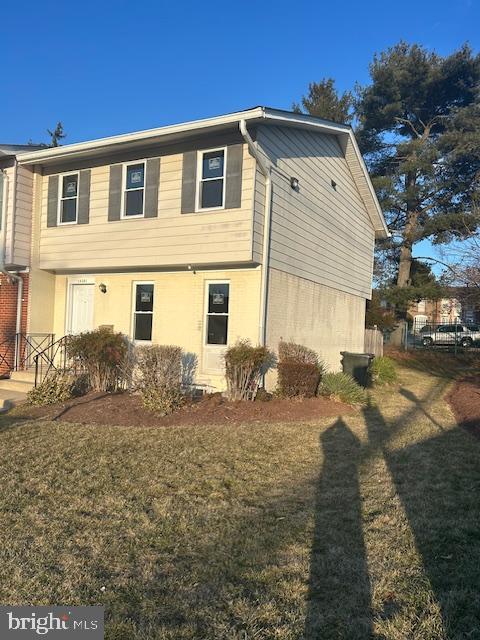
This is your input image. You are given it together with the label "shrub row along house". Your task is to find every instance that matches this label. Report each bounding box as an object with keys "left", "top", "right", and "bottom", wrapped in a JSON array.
[{"left": 0, "top": 107, "right": 388, "bottom": 397}]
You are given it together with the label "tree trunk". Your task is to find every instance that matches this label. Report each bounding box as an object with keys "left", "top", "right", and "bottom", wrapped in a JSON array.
[{"left": 397, "top": 244, "right": 412, "bottom": 287}]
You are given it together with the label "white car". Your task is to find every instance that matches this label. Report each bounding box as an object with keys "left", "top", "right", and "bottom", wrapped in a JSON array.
[{"left": 420, "top": 324, "right": 480, "bottom": 347}]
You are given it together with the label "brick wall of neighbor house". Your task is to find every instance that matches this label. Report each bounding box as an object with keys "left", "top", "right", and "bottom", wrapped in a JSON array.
[
  {"left": 0, "top": 273, "right": 29, "bottom": 376},
  {"left": 266, "top": 268, "right": 365, "bottom": 383}
]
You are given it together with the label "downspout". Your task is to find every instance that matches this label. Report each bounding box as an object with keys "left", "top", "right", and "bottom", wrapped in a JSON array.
[
  {"left": 239, "top": 119, "right": 272, "bottom": 346},
  {"left": 0, "top": 162, "right": 24, "bottom": 368}
]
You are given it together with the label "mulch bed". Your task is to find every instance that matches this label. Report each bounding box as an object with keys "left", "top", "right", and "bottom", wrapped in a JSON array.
[
  {"left": 14, "top": 391, "right": 353, "bottom": 428},
  {"left": 447, "top": 375, "right": 480, "bottom": 438}
]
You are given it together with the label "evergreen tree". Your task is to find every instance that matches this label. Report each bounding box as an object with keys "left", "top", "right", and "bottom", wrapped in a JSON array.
[
  {"left": 293, "top": 78, "right": 354, "bottom": 124},
  {"left": 356, "top": 42, "right": 480, "bottom": 287},
  {"left": 47, "top": 122, "right": 66, "bottom": 147}
]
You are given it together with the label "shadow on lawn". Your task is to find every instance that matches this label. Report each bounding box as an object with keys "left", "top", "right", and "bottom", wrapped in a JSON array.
[
  {"left": 361, "top": 389, "right": 480, "bottom": 638},
  {"left": 304, "top": 419, "right": 372, "bottom": 638}
]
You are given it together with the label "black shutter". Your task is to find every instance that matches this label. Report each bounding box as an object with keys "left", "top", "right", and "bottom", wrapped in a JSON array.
[
  {"left": 145, "top": 157, "right": 160, "bottom": 218},
  {"left": 181, "top": 151, "right": 197, "bottom": 214},
  {"left": 108, "top": 164, "right": 122, "bottom": 221},
  {"left": 225, "top": 144, "right": 243, "bottom": 209},
  {"left": 47, "top": 175, "right": 59, "bottom": 227},
  {"left": 77, "top": 169, "right": 91, "bottom": 225}
]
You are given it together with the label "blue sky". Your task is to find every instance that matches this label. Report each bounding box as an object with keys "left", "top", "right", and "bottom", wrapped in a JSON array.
[{"left": 3, "top": 0, "right": 479, "bottom": 265}]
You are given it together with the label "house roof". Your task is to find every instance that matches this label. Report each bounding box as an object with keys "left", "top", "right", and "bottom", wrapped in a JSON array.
[
  {"left": 16, "top": 107, "right": 388, "bottom": 238},
  {"left": 0, "top": 143, "right": 45, "bottom": 158}
]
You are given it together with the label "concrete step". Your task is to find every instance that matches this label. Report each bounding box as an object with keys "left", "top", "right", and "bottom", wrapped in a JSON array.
[
  {"left": 10, "top": 370, "right": 36, "bottom": 384},
  {"left": 0, "top": 378, "right": 34, "bottom": 395},
  {"left": 0, "top": 389, "right": 27, "bottom": 413}
]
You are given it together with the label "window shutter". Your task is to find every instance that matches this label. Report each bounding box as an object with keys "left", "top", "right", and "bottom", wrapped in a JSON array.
[
  {"left": 181, "top": 151, "right": 197, "bottom": 214},
  {"left": 77, "top": 169, "right": 91, "bottom": 225},
  {"left": 144, "top": 157, "right": 160, "bottom": 218},
  {"left": 47, "top": 175, "right": 59, "bottom": 227},
  {"left": 108, "top": 164, "right": 122, "bottom": 221},
  {"left": 225, "top": 144, "right": 243, "bottom": 209}
]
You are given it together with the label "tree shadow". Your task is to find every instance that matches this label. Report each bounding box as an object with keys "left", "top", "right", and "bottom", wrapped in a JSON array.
[
  {"left": 304, "top": 418, "right": 373, "bottom": 639},
  {"left": 362, "top": 397, "right": 480, "bottom": 638}
]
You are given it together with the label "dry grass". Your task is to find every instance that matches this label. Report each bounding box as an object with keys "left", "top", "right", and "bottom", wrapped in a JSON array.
[{"left": 1, "top": 359, "right": 480, "bottom": 639}]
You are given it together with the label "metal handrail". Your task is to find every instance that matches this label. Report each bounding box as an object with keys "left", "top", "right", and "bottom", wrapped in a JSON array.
[
  {"left": 0, "top": 334, "right": 16, "bottom": 375},
  {"left": 33, "top": 335, "right": 73, "bottom": 387},
  {"left": 16, "top": 333, "right": 55, "bottom": 371}
]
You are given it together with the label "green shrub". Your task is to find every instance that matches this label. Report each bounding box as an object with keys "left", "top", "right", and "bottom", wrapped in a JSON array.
[
  {"left": 277, "top": 341, "right": 324, "bottom": 397},
  {"left": 67, "top": 328, "right": 130, "bottom": 392},
  {"left": 277, "top": 362, "right": 321, "bottom": 398},
  {"left": 319, "top": 372, "right": 368, "bottom": 406},
  {"left": 136, "top": 345, "right": 184, "bottom": 415},
  {"left": 369, "top": 356, "right": 398, "bottom": 386},
  {"left": 27, "top": 372, "right": 74, "bottom": 406},
  {"left": 224, "top": 340, "right": 275, "bottom": 401}
]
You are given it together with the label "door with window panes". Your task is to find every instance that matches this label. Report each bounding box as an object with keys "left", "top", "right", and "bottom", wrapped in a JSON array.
[{"left": 203, "top": 282, "right": 229, "bottom": 372}]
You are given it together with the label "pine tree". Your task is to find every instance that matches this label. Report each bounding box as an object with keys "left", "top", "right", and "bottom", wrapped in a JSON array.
[
  {"left": 356, "top": 42, "right": 480, "bottom": 287},
  {"left": 293, "top": 78, "right": 354, "bottom": 125},
  {"left": 47, "top": 122, "right": 66, "bottom": 147}
]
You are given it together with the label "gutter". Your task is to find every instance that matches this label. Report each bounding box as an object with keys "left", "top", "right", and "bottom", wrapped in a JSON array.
[
  {"left": 239, "top": 119, "right": 272, "bottom": 346},
  {"left": 0, "top": 163, "right": 24, "bottom": 368}
]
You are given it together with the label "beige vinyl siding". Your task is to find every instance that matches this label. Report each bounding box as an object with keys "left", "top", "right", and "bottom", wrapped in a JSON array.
[
  {"left": 256, "top": 125, "right": 375, "bottom": 299},
  {"left": 38, "top": 144, "right": 255, "bottom": 271},
  {"left": 2, "top": 164, "right": 33, "bottom": 268},
  {"left": 252, "top": 164, "right": 265, "bottom": 263}
]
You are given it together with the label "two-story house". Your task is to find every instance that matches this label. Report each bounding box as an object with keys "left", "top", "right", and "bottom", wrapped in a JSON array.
[{"left": 15, "top": 107, "right": 388, "bottom": 391}]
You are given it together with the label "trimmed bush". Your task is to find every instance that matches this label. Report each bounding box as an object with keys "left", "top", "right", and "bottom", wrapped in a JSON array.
[
  {"left": 67, "top": 328, "right": 130, "bottom": 392},
  {"left": 278, "top": 341, "right": 323, "bottom": 369},
  {"left": 224, "top": 340, "right": 274, "bottom": 401},
  {"left": 277, "top": 341, "right": 324, "bottom": 397},
  {"left": 318, "top": 372, "right": 368, "bottom": 406},
  {"left": 369, "top": 356, "right": 398, "bottom": 386},
  {"left": 136, "top": 345, "right": 184, "bottom": 415},
  {"left": 277, "top": 362, "right": 321, "bottom": 398},
  {"left": 27, "top": 372, "right": 74, "bottom": 406}
]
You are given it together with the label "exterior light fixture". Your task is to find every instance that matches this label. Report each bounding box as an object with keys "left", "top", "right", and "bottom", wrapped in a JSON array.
[
  {"left": 331, "top": 179, "right": 337, "bottom": 190},
  {"left": 290, "top": 177, "right": 299, "bottom": 190},
  {"left": 99, "top": 283, "right": 107, "bottom": 294}
]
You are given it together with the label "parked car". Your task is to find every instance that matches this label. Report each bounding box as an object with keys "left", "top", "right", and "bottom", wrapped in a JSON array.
[{"left": 419, "top": 324, "right": 480, "bottom": 347}]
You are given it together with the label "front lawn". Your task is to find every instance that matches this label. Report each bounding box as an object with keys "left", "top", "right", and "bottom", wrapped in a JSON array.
[{"left": 1, "top": 362, "right": 479, "bottom": 639}]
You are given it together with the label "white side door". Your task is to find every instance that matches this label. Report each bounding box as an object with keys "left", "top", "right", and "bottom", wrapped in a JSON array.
[{"left": 69, "top": 283, "right": 95, "bottom": 335}]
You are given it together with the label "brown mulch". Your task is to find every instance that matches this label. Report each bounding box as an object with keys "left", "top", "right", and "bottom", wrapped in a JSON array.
[
  {"left": 447, "top": 375, "right": 480, "bottom": 438},
  {"left": 14, "top": 391, "right": 353, "bottom": 428}
]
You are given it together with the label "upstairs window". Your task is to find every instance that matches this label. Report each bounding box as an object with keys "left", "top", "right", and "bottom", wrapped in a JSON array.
[
  {"left": 197, "top": 148, "right": 225, "bottom": 210},
  {"left": 59, "top": 173, "right": 79, "bottom": 224},
  {"left": 123, "top": 162, "right": 145, "bottom": 217}
]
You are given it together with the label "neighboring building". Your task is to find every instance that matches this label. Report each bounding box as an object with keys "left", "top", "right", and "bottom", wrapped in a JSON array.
[
  {"left": 0, "top": 144, "right": 43, "bottom": 375},
  {"left": 410, "top": 292, "right": 480, "bottom": 329},
  {"left": 15, "top": 107, "right": 388, "bottom": 391}
]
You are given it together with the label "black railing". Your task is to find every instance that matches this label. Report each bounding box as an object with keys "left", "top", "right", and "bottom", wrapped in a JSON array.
[
  {"left": 33, "top": 335, "right": 76, "bottom": 387},
  {"left": 0, "top": 335, "right": 16, "bottom": 375},
  {"left": 0, "top": 333, "right": 55, "bottom": 376}
]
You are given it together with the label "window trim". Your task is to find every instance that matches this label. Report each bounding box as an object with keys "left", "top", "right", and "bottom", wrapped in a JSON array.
[
  {"left": 131, "top": 281, "right": 154, "bottom": 343},
  {"left": 121, "top": 160, "right": 146, "bottom": 219},
  {"left": 57, "top": 171, "right": 80, "bottom": 226},
  {"left": 204, "top": 280, "right": 230, "bottom": 346},
  {"left": 196, "top": 147, "right": 227, "bottom": 212}
]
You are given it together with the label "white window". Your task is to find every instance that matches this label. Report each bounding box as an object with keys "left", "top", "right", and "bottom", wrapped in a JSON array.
[
  {"left": 132, "top": 282, "right": 154, "bottom": 341},
  {"left": 123, "top": 162, "right": 145, "bottom": 217},
  {"left": 205, "top": 282, "right": 229, "bottom": 345},
  {"left": 58, "top": 173, "right": 79, "bottom": 224},
  {"left": 197, "top": 148, "right": 226, "bottom": 210}
]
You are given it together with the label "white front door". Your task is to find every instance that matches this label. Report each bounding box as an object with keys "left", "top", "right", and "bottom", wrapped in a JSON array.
[{"left": 69, "top": 283, "right": 94, "bottom": 335}]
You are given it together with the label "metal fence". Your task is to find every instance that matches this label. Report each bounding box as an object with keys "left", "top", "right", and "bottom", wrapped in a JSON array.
[{"left": 409, "top": 317, "right": 480, "bottom": 352}]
